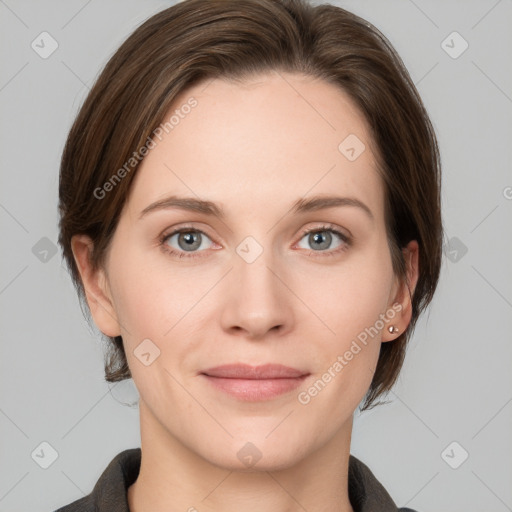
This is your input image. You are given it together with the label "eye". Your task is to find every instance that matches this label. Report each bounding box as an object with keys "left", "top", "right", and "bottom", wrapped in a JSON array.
[
  {"left": 295, "top": 224, "right": 351, "bottom": 257},
  {"left": 159, "top": 223, "right": 352, "bottom": 260},
  {"left": 160, "top": 227, "right": 215, "bottom": 259}
]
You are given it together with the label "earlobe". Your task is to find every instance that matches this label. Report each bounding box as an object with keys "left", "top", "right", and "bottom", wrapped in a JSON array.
[
  {"left": 382, "top": 240, "right": 420, "bottom": 342},
  {"left": 71, "top": 234, "right": 121, "bottom": 337}
]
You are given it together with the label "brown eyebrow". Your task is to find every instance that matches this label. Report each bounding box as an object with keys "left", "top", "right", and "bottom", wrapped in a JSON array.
[
  {"left": 139, "top": 196, "right": 224, "bottom": 219},
  {"left": 291, "top": 195, "right": 374, "bottom": 221},
  {"left": 139, "top": 194, "right": 374, "bottom": 221}
]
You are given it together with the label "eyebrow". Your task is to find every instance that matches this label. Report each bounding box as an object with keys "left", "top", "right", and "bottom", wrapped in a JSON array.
[{"left": 139, "top": 194, "right": 374, "bottom": 221}]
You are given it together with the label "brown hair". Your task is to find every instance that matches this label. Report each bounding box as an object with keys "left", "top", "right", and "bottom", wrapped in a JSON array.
[{"left": 58, "top": 0, "right": 443, "bottom": 409}]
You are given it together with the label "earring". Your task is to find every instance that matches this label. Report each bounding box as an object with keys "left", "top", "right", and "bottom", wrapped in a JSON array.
[{"left": 388, "top": 326, "right": 399, "bottom": 334}]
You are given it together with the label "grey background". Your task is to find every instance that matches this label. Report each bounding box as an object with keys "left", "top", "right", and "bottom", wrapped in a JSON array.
[{"left": 0, "top": 0, "right": 511, "bottom": 511}]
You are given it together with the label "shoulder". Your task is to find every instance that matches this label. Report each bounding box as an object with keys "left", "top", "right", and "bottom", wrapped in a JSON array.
[
  {"left": 53, "top": 448, "right": 141, "bottom": 512},
  {"left": 54, "top": 495, "right": 91, "bottom": 512},
  {"left": 348, "top": 455, "right": 418, "bottom": 512}
]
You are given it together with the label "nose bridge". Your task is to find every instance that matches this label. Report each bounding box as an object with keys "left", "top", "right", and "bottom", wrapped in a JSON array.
[
  {"left": 240, "top": 244, "right": 275, "bottom": 285},
  {"left": 235, "top": 236, "right": 283, "bottom": 304}
]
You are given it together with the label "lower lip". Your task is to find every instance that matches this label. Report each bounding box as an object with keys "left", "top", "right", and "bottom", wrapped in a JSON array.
[{"left": 201, "top": 374, "right": 309, "bottom": 401}]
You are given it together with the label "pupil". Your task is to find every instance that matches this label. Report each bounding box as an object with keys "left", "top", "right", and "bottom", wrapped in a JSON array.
[
  {"left": 311, "top": 231, "right": 330, "bottom": 250},
  {"left": 180, "top": 232, "right": 200, "bottom": 251}
]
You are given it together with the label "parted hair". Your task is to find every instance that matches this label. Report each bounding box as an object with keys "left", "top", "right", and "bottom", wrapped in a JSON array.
[{"left": 58, "top": 0, "right": 443, "bottom": 409}]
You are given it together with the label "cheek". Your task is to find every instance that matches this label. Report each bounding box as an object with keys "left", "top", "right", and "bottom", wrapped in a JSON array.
[
  {"left": 291, "top": 246, "right": 394, "bottom": 399},
  {"left": 107, "top": 243, "right": 203, "bottom": 339},
  {"left": 295, "top": 283, "right": 389, "bottom": 417},
  {"left": 293, "top": 249, "right": 394, "bottom": 341}
]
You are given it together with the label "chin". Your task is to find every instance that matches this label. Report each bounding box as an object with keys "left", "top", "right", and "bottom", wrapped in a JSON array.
[{"left": 197, "top": 429, "right": 312, "bottom": 473}]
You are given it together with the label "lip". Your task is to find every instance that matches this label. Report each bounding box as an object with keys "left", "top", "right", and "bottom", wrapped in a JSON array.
[
  {"left": 202, "top": 363, "right": 307, "bottom": 379},
  {"left": 200, "top": 364, "right": 310, "bottom": 401}
]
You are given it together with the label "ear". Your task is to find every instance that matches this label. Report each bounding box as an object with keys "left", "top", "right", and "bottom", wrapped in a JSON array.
[
  {"left": 71, "top": 234, "right": 121, "bottom": 337},
  {"left": 382, "top": 240, "right": 420, "bottom": 342}
]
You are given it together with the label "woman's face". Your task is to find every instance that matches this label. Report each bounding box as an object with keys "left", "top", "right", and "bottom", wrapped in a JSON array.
[{"left": 78, "top": 71, "right": 415, "bottom": 470}]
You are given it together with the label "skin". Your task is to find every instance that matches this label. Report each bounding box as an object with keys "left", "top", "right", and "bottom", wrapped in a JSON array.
[{"left": 72, "top": 70, "right": 419, "bottom": 512}]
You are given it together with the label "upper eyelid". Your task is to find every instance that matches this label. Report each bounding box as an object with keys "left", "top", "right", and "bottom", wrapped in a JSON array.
[{"left": 298, "top": 224, "right": 350, "bottom": 239}]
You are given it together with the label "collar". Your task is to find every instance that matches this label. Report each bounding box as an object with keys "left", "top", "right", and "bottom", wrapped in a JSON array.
[{"left": 55, "top": 448, "right": 412, "bottom": 512}]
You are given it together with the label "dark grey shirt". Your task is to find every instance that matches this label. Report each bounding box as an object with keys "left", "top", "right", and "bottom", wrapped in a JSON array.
[{"left": 54, "top": 448, "right": 417, "bottom": 512}]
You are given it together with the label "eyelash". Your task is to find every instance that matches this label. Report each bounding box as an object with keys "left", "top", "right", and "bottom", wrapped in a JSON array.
[{"left": 159, "top": 223, "right": 352, "bottom": 260}]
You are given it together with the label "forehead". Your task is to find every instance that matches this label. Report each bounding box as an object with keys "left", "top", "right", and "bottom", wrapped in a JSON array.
[{"left": 125, "top": 71, "right": 384, "bottom": 224}]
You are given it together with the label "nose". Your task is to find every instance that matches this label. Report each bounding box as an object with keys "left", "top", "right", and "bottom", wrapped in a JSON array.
[{"left": 219, "top": 244, "right": 295, "bottom": 340}]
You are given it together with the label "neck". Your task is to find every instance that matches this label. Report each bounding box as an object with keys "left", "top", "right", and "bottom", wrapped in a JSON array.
[{"left": 128, "top": 400, "right": 355, "bottom": 512}]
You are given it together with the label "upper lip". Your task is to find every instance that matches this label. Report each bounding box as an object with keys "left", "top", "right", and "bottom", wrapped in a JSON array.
[{"left": 201, "top": 363, "right": 309, "bottom": 379}]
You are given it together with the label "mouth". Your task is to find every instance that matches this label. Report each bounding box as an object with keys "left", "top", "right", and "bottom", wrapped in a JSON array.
[{"left": 200, "top": 363, "right": 310, "bottom": 401}]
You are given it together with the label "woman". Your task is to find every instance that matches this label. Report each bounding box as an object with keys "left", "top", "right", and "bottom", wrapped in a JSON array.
[{"left": 55, "top": 0, "right": 442, "bottom": 510}]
